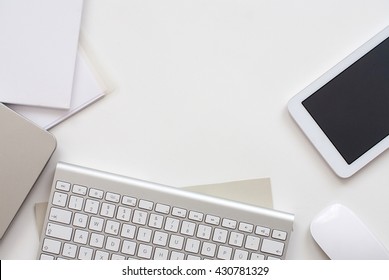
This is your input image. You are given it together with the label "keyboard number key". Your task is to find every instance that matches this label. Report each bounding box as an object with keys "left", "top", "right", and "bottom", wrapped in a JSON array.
[
  {"left": 117, "top": 206, "right": 131, "bottom": 222},
  {"left": 84, "top": 199, "right": 100, "bottom": 214},
  {"left": 52, "top": 192, "right": 68, "bottom": 207},
  {"left": 100, "top": 202, "right": 116, "bottom": 218},
  {"left": 164, "top": 217, "right": 180, "bottom": 232},
  {"left": 133, "top": 210, "right": 148, "bottom": 225},
  {"left": 228, "top": 232, "right": 244, "bottom": 247},
  {"left": 68, "top": 195, "right": 84, "bottom": 211}
]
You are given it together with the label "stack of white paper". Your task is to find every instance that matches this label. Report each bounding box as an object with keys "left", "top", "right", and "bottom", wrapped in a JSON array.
[{"left": 0, "top": 0, "right": 106, "bottom": 129}]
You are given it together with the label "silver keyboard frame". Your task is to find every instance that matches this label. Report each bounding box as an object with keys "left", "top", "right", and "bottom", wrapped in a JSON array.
[{"left": 38, "top": 162, "right": 294, "bottom": 260}]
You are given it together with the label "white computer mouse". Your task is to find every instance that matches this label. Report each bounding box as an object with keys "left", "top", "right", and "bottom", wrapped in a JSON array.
[{"left": 310, "top": 203, "right": 389, "bottom": 260}]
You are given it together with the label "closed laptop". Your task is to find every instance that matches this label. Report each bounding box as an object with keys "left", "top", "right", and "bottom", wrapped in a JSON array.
[{"left": 0, "top": 103, "right": 56, "bottom": 239}]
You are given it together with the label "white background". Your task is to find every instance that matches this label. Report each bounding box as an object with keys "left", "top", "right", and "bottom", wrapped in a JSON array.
[{"left": 1, "top": 0, "right": 389, "bottom": 260}]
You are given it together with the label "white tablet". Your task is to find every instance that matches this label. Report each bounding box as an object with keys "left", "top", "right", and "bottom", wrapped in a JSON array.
[{"left": 288, "top": 25, "right": 389, "bottom": 178}]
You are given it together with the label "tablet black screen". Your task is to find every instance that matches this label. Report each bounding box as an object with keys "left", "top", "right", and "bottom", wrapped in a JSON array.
[{"left": 302, "top": 37, "right": 389, "bottom": 164}]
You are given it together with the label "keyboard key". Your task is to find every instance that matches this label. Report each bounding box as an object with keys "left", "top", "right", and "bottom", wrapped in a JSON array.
[
  {"left": 205, "top": 214, "right": 220, "bottom": 225},
  {"left": 52, "top": 192, "right": 68, "bottom": 207},
  {"left": 229, "top": 232, "right": 244, "bottom": 247},
  {"left": 56, "top": 181, "right": 71, "bottom": 191},
  {"left": 234, "top": 249, "right": 249, "bottom": 260},
  {"left": 222, "top": 218, "right": 237, "bottom": 229},
  {"left": 48, "top": 207, "right": 72, "bottom": 224},
  {"left": 121, "top": 240, "right": 136, "bottom": 255},
  {"left": 72, "top": 184, "right": 87, "bottom": 195},
  {"left": 239, "top": 222, "right": 253, "bottom": 233},
  {"left": 137, "top": 244, "right": 152, "bottom": 259},
  {"left": 90, "top": 233, "right": 104, "bottom": 248},
  {"left": 89, "top": 188, "right": 104, "bottom": 199},
  {"left": 180, "top": 221, "right": 196, "bottom": 236},
  {"left": 154, "top": 248, "right": 169, "bottom": 260},
  {"left": 106, "top": 236, "right": 120, "bottom": 252},
  {"left": 213, "top": 228, "right": 228, "bottom": 243},
  {"left": 272, "top": 229, "right": 287, "bottom": 241},
  {"left": 100, "top": 202, "right": 116, "bottom": 218},
  {"left": 117, "top": 206, "right": 131, "bottom": 222},
  {"left": 95, "top": 250, "right": 109, "bottom": 260},
  {"left": 62, "top": 243, "right": 77, "bottom": 258},
  {"left": 73, "top": 229, "right": 88, "bottom": 245},
  {"left": 172, "top": 207, "right": 187, "bottom": 218},
  {"left": 185, "top": 238, "right": 200, "bottom": 254},
  {"left": 42, "top": 238, "right": 61, "bottom": 254},
  {"left": 245, "top": 235, "right": 260, "bottom": 250},
  {"left": 106, "top": 192, "right": 120, "bottom": 203},
  {"left": 165, "top": 217, "right": 180, "bottom": 232},
  {"left": 84, "top": 199, "right": 99, "bottom": 214},
  {"left": 121, "top": 224, "right": 136, "bottom": 239},
  {"left": 170, "top": 251, "right": 184, "bottom": 260},
  {"left": 256, "top": 225, "right": 270, "bottom": 237},
  {"left": 169, "top": 235, "right": 184, "bottom": 250},
  {"left": 68, "top": 195, "right": 84, "bottom": 211},
  {"left": 105, "top": 220, "right": 120, "bottom": 235},
  {"left": 251, "top": 253, "right": 265, "bottom": 260},
  {"left": 261, "top": 239, "right": 284, "bottom": 256},
  {"left": 46, "top": 223, "right": 72, "bottom": 241},
  {"left": 155, "top": 203, "right": 170, "bottom": 214},
  {"left": 201, "top": 242, "right": 216, "bottom": 257},
  {"left": 78, "top": 247, "right": 93, "bottom": 260},
  {"left": 188, "top": 211, "right": 203, "bottom": 222},
  {"left": 137, "top": 227, "right": 152, "bottom": 243},
  {"left": 217, "top": 245, "right": 233, "bottom": 260},
  {"left": 149, "top": 213, "right": 164, "bottom": 229},
  {"left": 139, "top": 199, "right": 154, "bottom": 210},
  {"left": 133, "top": 210, "right": 148, "bottom": 225},
  {"left": 197, "top": 224, "right": 212, "bottom": 239},
  {"left": 89, "top": 216, "right": 104, "bottom": 232},
  {"left": 73, "top": 213, "right": 88, "bottom": 228},
  {"left": 153, "top": 231, "right": 168, "bottom": 246},
  {"left": 122, "top": 196, "right": 137, "bottom": 206}
]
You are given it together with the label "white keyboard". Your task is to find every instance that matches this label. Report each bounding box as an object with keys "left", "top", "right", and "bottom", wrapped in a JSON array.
[{"left": 38, "top": 162, "right": 294, "bottom": 260}]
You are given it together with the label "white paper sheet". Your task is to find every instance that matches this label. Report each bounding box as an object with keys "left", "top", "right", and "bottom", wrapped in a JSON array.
[
  {"left": 0, "top": 0, "right": 83, "bottom": 109},
  {"left": 8, "top": 50, "right": 106, "bottom": 130}
]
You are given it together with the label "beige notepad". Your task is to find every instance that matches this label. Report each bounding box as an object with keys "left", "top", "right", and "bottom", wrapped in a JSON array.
[{"left": 35, "top": 178, "right": 272, "bottom": 236}]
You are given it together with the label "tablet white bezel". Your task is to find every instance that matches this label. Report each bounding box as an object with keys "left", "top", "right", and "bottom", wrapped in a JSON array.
[{"left": 288, "top": 25, "right": 389, "bottom": 178}]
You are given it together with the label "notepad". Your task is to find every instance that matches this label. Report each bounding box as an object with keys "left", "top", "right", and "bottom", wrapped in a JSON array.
[
  {"left": 8, "top": 49, "right": 107, "bottom": 130},
  {"left": 0, "top": 0, "right": 83, "bottom": 109}
]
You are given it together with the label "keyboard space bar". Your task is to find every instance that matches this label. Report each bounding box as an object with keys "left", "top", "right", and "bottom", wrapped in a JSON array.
[{"left": 46, "top": 222, "right": 73, "bottom": 241}]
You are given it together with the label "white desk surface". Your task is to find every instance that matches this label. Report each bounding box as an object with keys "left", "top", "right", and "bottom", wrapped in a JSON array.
[{"left": 1, "top": 0, "right": 389, "bottom": 260}]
